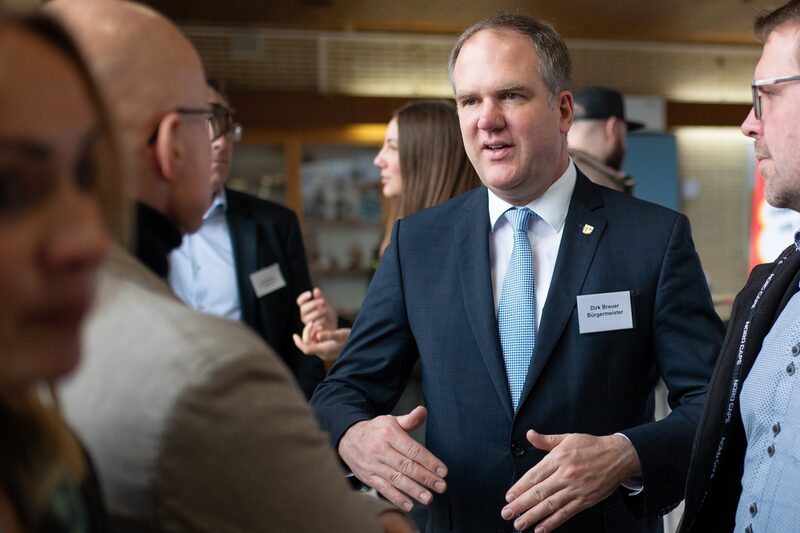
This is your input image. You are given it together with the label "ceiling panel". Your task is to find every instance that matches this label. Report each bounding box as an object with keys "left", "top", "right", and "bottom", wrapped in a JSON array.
[{"left": 143, "top": 0, "right": 780, "bottom": 44}]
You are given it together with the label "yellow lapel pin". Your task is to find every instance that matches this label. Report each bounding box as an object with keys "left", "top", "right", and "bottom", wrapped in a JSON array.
[{"left": 582, "top": 224, "right": 594, "bottom": 235}]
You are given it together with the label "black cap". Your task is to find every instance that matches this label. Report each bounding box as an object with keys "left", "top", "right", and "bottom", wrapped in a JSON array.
[{"left": 573, "top": 86, "right": 644, "bottom": 132}]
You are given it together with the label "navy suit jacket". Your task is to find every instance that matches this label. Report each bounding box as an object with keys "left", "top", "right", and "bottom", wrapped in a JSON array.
[
  {"left": 225, "top": 187, "right": 325, "bottom": 398},
  {"left": 312, "top": 171, "right": 723, "bottom": 532}
]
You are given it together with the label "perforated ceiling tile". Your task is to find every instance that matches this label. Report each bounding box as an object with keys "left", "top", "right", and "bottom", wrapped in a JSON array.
[
  {"left": 183, "top": 27, "right": 760, "bottom": 103},
  {"left": 186, "top": 29, "right": 319, "bottom": 90}
]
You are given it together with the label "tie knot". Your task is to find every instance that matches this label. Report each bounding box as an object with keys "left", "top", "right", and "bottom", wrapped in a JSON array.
[{"left": 504, "top": 207, "right": 533, "bottom": 233}]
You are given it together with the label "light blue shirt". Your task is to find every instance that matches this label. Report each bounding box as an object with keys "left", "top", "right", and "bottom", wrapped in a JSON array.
[
  {"left": 735, "top": 238, "right": 800, "bottom": 533},
  {"left": 168, "top": 189, "right": 241, "bottom": 321}
]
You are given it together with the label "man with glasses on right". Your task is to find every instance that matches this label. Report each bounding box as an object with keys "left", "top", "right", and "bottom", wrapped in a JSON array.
[{"left": 681, "top": 1, "right": 800, "bottom": 531}]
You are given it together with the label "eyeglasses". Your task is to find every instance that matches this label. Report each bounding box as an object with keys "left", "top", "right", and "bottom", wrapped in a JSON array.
[
  {"left": 211, "top": 103, "right": 243, "bottom": 142},
  {"left": 751, "top": 74, "right": 800, "bottom": 120},
  {"left": 147, "top": 106, "right": 223, "bottom": 145}
]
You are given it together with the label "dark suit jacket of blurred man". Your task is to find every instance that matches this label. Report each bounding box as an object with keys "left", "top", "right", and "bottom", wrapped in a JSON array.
[{"left": 226, "top": 187, "right": 325, "bottom": 397}]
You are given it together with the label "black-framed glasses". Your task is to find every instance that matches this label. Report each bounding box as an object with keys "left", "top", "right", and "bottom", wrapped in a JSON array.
[
  {"left": 751, "top": 74, "right": 800, "bottom": 120},
  {"left": 210, "top": 103, "right": 243, "bottom": 142},
  {"left": 147, "top": 106, "right": 223, "bottom": 145}
]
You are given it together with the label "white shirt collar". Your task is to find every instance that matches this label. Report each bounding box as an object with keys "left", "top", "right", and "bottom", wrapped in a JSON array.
[
  {"left": 203, "top": 187, "right": 228, "bottom": 221},
  {"left": 488, "top": 160, "right": 576, "bottom": 232}
]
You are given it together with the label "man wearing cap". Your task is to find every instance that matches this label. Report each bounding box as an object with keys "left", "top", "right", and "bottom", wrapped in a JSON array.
[
  {"left": 568, "top": 86, "right": 642, "bottom": 194},
  {"left": 169, "top": 81, "right": 325, "bottom": 398}
]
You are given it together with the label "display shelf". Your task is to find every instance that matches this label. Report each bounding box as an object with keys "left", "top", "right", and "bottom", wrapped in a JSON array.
[{"left": 230, "top": 127, "right": 387, "bottom": 317}]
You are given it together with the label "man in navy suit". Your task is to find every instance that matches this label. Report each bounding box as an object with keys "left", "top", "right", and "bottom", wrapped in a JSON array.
[
  {"left": 312, "top": 12, "right": 723, "bottom": 533},
  {"left": 170, "top": 81, "right": 324, "bottom": 397}
]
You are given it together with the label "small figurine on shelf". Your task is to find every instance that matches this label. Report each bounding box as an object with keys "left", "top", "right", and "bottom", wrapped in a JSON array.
[
  {"left": 348, "top": 245, "right": 363, "bottom": 272},
  {"left": 333, "top": 179, "right": 348, "bottom": 220}
]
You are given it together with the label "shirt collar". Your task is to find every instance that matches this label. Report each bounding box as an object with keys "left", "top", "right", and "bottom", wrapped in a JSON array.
[
  {"left": 488, "top": 161, "right": 576, "bottom": 232},
  {"left": 203, "top": 187, "right": 228, "bottom": 221}
]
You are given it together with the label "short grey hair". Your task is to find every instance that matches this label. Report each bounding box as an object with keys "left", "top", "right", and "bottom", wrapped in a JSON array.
[{"left": 447, "top": 11, "right": 572, "bottom": 105}]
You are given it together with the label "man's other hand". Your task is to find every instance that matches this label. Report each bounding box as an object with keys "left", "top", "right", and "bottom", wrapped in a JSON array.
[{"left": 339, "top": 406, "right": 448, "bottom": 512}]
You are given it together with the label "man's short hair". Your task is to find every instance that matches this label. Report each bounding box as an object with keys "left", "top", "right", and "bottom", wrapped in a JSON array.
[
  {"left": 207, "top": 77, "right": 229, "bottom": 102},
  {"left": 754, "top": 0, "right": 800, "bottom": 43},
  {"left": 447, "top": 11, "right": 572, "bottom": 105}
]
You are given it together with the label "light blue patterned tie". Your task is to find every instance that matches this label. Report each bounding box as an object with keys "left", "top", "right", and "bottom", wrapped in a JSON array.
[{"left": 498, "top": 207, "right": 536, "bottom": 412}]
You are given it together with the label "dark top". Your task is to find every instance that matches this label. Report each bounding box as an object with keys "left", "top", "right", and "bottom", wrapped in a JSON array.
[
  {"left": 133, "top": 202, "right": 182, "bottom": 280},
  {"left": 680, "top": 243, "right": 800, "bottom": 532},
  {"left": 0, "top": 401, "right": 107, "bottom": 532},
  {"left": 225, "top": 188, "right": 325, "bottom": 398}
]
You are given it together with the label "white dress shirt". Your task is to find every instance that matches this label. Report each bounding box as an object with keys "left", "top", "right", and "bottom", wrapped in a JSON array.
[
  {"left": 488, "top": 163, "right": 643, "bottom": 494},
  {"left": 489, "top": 163, "right": 576, "bottom": 326},
  {"left": 168, "top": 188, "right": 241, "bottom": 320}
]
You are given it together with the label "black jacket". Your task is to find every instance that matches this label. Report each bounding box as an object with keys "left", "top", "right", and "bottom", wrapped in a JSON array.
[
  {"left": 680, "top": 244, "right": 800, "bottom": 532},
  {"left": 226, "top": 187, "right": 325, "bottom": 398}
]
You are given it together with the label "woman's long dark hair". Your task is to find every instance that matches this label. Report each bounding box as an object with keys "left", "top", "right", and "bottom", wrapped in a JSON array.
[{"left": 380, "top": 100, "right": 480, "bottom": 252}]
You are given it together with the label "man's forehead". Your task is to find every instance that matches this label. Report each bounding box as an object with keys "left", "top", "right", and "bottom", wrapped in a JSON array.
[
  {"left": 460, "top": 28, "right": 532, "bottom": 55},
  {"left": 453, "top": 29, "right": 539, "bottom": 91},
  {"left": 455, "top": 29, "right": 537, "bottom": 76},
  {"left": 757, "top": 23, "right": 800, "bottom": 75}
]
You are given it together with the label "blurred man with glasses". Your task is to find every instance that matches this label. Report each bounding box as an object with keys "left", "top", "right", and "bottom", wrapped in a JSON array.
[
  {"left": 681, "top": 1, "right": 800, "bottom": 531},
  {"left": 169, "top": 80, "right": 325, "bottom": 398},
  {"left": 49, "top": 1, "right": 414, "bottom": 531}
]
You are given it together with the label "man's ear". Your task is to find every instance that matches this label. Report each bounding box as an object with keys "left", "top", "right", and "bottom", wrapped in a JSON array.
[
  {"left": 558, "top": 90, "right": 574, "bottom": 134},
  {"left": 152, "top": 112, "right": 183, "bottom": 184},
  {"left": 605, "top": 116, "right": 625, "bottom": 143}
]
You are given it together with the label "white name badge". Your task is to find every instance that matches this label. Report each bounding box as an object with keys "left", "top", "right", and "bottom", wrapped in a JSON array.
[
  {"left": 576, "top": 291, "right": 634, "bottom": 334},
  {"left": 249, "top": 263, "right": 286, "bottom": 298}
]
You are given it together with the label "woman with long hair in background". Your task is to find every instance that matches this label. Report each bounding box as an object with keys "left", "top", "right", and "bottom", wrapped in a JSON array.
[{"left": 294, "top": 100, "right": 479, "bottom": 361}]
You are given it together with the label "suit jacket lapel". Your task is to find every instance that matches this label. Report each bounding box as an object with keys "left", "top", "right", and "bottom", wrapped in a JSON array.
[
  {"left": 225, "top": 189, "right": 261, "bottom": 329},
  {"left": 457, "top": 189, "right": 515, "bottom": 419},
  {"left": 518, "top": 172, "right": 606, "bottom": 408}
]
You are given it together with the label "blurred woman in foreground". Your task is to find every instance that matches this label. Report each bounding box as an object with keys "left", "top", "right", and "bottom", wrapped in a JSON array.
[{"left": 0, "top": 13, "right": 123, "bottom": 532}]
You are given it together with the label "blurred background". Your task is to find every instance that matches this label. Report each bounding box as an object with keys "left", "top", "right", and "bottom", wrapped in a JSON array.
[{"left": 30, "top": 0, "right": 797, "bottom": 319}]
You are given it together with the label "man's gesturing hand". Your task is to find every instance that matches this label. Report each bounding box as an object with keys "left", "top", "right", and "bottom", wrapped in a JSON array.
[
  {"left": 500, "top": 430, "right": 641, "bottom": 533},
  {"left": 338, "top": 406, "right": 448, "bottom": 512}
]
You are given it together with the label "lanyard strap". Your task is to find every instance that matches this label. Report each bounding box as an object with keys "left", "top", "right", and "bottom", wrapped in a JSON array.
[{"left": 708, "top": 248, "right": 796, "bottom": 481}]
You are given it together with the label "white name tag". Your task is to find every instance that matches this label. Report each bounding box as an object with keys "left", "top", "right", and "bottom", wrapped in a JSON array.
[
  {"left": 576, "top": 291, "right": 634, "bottom": 334},
  {"left": 249, "top": 263, "right": 286, "bottom": 298}
]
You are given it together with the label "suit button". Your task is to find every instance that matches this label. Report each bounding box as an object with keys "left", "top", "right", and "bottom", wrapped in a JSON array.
[
  {"left": 511, "top": 442, "right": 525, "bottom": 457},
  {"left": 792, "top": 344, "right": 800, "bottom": 356},
  {"left": 767, "top": 444, "right": 775, "bottom": 457},
  {"left": 786, "top": 362, "right": 795, "bottom": 375},
  {"left": 749, "top": 502, "right": 758, "bottom": 516},
  {"left": 773, "top": 422, "right": 781, "bottom": 436}
]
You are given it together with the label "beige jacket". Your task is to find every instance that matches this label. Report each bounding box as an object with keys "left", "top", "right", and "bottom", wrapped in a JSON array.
[
  {"left": 61, "top": 246, "right": 390, "bottom": 532},
  {"left": 569, "top": 148, "right": 635, "bottom": 194}
]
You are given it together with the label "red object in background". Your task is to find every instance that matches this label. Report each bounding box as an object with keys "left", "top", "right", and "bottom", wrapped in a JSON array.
[
  {"left": 748, "top": 170, "right": 766, "bottom": 272},
  {"left": 748, "top": 169, "right": 800, "bottom": 272}
]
